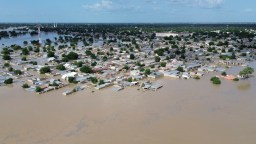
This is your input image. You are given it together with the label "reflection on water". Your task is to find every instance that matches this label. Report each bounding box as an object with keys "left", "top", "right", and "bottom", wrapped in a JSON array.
[
  {"left": 0, "top": 32, "right": 59, "bottom": 48},
  {"left": 237, "top": 81, "right": 251, "bottom": 91}
]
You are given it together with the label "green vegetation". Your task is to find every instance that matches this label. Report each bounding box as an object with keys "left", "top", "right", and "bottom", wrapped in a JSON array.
[
  {"left": 210, "top": 77, "right": 221, "bottom": 85},
  {"left": 73, "top": 61, "right": 83, "bottom": 67},
  {"left": 80, "top": 65, "right": 92, "bottom": 73},
  {"left": 4, "top": 78, "right": 13, "bottom": 84},
  {"left": 145, "top": 68, "right": 151, "bottom": 76},
  {"left": 128, "top": 77, "right": 133, "bottom": 82},
  {"left": 98, "top": 80, "right": 105, "bottom": 85},
  {"left": 22, "top": 83, "right": 30, "bottom": 88},
  {"left": 56, "top": 64, "right": 66, "bottom": 71},
  {"left": 68, "top": 77, "right": 77, "bottom": 84},
  {"left": 14, "top": 69, "right": 22, "bottom": 75},
  {"left": 89, "top": 77, "right": 98, "bottom": 84},
  {"left": 47, "top": 51, "right": 55, "bottom": 57},
  {"left": 40, "top": 66, "right": 51, "bottom": 74},
  {"left": 239, "top": 67, "right": 254, "bottom": 78},
  {"left": 155, "top": 56, "right": 160, "bottom": 62},
  {"left": 221, "top": 72, "right": 227, "bottom": 76},
  {"left": 176, "top": 66, "right": 184, "bottom": 72},
  {"left": 35, "top": 86, "right": 43, "bottom": 92},
  {"left": 21, "top": 56, "right": 27, "bottom": 61},
  {"left": 130, "top": 54, "right": 135, "bottom": 60},
  {"left": 3, "top": 54, "right": 11, "bottom": 60},
  {"left": 160, "top": 62, "right": 166, "bottom": 67},
  {"left": 194, "top": 76, "right": 200, "bottom": 80},
  {"left": 233, "top": 78, "right": 239, "bottom": 81}
]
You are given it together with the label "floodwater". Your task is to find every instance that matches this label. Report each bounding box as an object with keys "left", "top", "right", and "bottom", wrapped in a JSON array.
[
  {"left": 0, "top": 63, "right": 256, "bottom": 144},
  {"left": 0, "top": 32, "right": 59, "bottom": 49}
]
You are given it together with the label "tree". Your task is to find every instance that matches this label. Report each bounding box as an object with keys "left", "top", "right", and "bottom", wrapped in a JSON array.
[
  {"left": 221, "top": 72, "right": 227, "bottom": 76},
  {"left": 3, "top": 54, "right": 11, "bottom": 60},
  {"left": 160, "top": 62, "right": 166, "bottom": 67},
  {"left": 128, "top": 77, "right": 133, "bottom": 82},
  {"left": 21, "top": 56, "right": 27, "bottom": 61},
  {"left": 34, "top": 47, "right": 40, "bottom": 53},
  {"left": 21, "top": 48, "right": 29, "bottom": 55},
  {"left": 14, "top": 69, "right": 22, "bottom": 75},
  {"left": 89, "top": 77, "right": 98, "bottom": 84},
  {"left": 35, "top": 86, "right": 43, "bottom": 92},
  {"left": 210, "top": 76, "right": 221, "bottom": 85},
  {"left": 176, "top": 66, "right": 184, "bottom": 72},
  {"left": 22, "top": 83, "right": 30, "bottom": 88},
  {"left": 68, "top": 77, "right": 77, "bottom": 84},
  {"left": 239, "top": 67, "right": 254, "bottom": 78},
  {"left": 80, "top": 65, "right": 92, "bottom": 73},
  {"left": 66, "top": 52, "right": 79, "bottom": 60},
  {"left": 145, "top": 68, "right": 151, "bottom": 76},
  {"left": 130, "top": 54, "right": 135, "bottom": 60},
  {"left": 4, "top": 78, "right": 13, "bottom": 84},
  {"left": 40, "top": 66, "right": 51, "bottom": 74},
  {"left": 74, "top": 61, "right": 83, "bottom": 67},
  {"left": 47, "top": 51, "right": 55, "bottom": 57},
  {"left": 3, "top": 63, "right": 10, "bottom": 67},
  {"left": 155, "top": 56, "right": 160, "bottom": 62},
  {"left": 56, "top": 64, "right": 66, "bottom": 71},
  {"left": 98, "top": 80, "right": 105, "bottom": 85}
]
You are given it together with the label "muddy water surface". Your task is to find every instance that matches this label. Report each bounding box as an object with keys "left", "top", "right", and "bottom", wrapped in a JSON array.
[{"left": 0, "top": 64, "right": 256, "bottom": 144}]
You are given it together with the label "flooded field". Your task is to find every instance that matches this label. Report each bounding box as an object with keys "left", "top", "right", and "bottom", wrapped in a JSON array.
[{"left": 0, "top": 64, "right": 256, "bottom": 144}]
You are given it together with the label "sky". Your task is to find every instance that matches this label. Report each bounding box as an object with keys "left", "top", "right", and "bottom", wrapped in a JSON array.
[{"left": 0, "top": 0, "right": 255, "bottom": 23}]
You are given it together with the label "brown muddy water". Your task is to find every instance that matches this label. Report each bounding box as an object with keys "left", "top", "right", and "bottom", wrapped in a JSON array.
[{"left": 0, "top": 64, "right": 256, "bottom": 144}]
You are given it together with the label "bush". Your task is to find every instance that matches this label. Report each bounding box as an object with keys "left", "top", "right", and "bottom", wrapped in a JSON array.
[
  {"left": 22, "top": 83, "right": 30, "bottom": 88},
  {"left": 233, "top": 78, "right": 239, "bottom": 81},
  {"left": 176, "top": 66, "right": 184, "bottom": 72},
  {"left": 211, "top": 76, "right": 221, "bottom": 85},
  {"left": 21, "top": 56, "right": 27, "bottom": 61},
  {"left": 239, "top": 67, "right": 254, "bottom": 78},
  {"left": 47, "top": 51, "right": 55, "bottom": 57},
  {"left": 68, "top": 77, "right": 77, "bottom": 84},
  {"left": 35, "top": 86, "right": 43, "bottom": 92},
  {"left": 194, "top": 76, "right": 200, "bottom": 80},
  {"left": 155, "top": 56, "right": 160, "bottom": 62},
  {"left": 80, "top": 65, "right": 92, "bottom": 73},
  {"left": 3, "top": 54, "right": 11, "bottom": 60},
  {"left": 3, "top": 63, "right": 10, "bottom": 67},
  {"left": 14, "top": 70, "right": 22, "bottom": 75},
  {"left": 4, "top": 78, "right": 13, "bottom": 84},
  {"left": 145, "top": 69, "right": 151, "bottom": 76},
  {"left": 56, "top": 64, "right": 66, "bottom": 71},
  {"left": 160, "top": 62, "right": 166, "bottom": 67},
  {"left": 89, "top": 77, "right": 98, "bottom": 84},
  {"left": 221, "top": 72, "right": 227, "bottom": 76},
  {"left": 98, "top": 80, "right": 105, "bottom": 85},
  {"left": 128, "top": 77, "right": 133, "bottom": 82},
  {"left": 40, "top": 66, "right": 51, "bottom": 74},
  {"left": 130, "top": 54, "right": 135, "bottom": 60},
  {"left": 66, "top": 52, "right": 79, "bottom": 60},
  {"left": 74, "top": 61, "right": 83, "bottom": 67}
]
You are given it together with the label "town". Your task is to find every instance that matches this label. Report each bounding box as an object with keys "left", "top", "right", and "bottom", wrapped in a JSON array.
[{"left": 0, "top": 24, "right": 255, "bottom": 95}]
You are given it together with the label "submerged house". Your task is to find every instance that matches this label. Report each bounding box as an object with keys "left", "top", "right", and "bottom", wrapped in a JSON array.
[
  {"left": 163, "top": 70, "right": 180, "bottom": 78},
  {"left": 148, "top": 72, "right": 163, "bottom": 79}
]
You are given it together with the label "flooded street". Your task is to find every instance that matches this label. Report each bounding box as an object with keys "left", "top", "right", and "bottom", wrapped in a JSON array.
[{"left": 1, "top": 65, "right": 256, "bottom": 144}]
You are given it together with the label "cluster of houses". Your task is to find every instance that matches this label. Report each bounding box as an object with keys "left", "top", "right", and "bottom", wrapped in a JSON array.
[{"left": 1, "top": 29, "right": 256, "bottom": 95}]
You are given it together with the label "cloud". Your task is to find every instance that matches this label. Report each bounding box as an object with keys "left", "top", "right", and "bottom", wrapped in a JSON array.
[
  {"left": 168, "top": 0, "right": 223, "bottom": 8},
  {"left": 82, "top": 0, "right": 113, "bottom": 11}
]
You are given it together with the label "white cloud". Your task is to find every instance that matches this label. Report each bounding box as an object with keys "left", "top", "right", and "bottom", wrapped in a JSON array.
[
  {"left": 168, "top": 0, "right": 223, "bottom": 8},
  {"left": 83, "top": 0, "right": 113, "bottom": 11}
]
